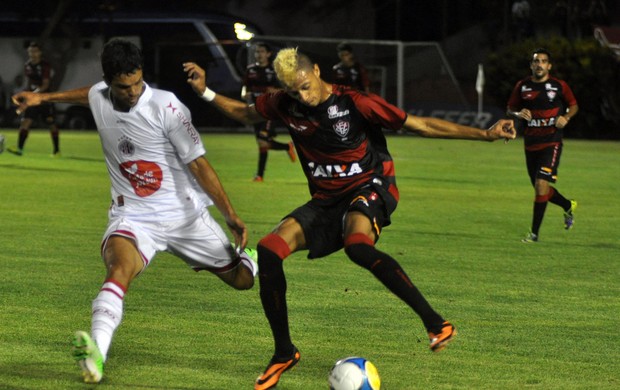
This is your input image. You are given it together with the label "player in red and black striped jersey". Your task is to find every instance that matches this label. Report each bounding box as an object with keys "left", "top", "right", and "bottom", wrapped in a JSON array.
[
  {"left": 242, "top": 42, "right": 295, "bottom": 182},
  {"left": 332, "top": 42, "right": 370, "bottom": 93},
  {"left": 507, "top": 48, "right": 579, "bottom": 242},
  {"left": 7, "top": 42, "right": 60, "bottom": 157},
  {"left": 185, "top": 49, "right": 515, "bottom": 390}
]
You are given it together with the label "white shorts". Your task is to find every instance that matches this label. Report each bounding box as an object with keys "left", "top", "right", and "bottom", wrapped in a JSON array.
[{"left": 101, "top": 207, "right": 239, "bottom": 273}]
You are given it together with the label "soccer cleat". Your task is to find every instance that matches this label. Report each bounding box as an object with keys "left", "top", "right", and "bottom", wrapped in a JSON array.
[
  {"left": 51, "top": 151, "right": 62, "bottom": 158},
  {"left": 72, "top": 331, "right": 104, "bottom": 383},
  {"left": 253, "top": 175, "right": 264, "bottom": 182},
  {"left": 564, "top": 200, "right": 577, "bottom": 230},
  {"left": 244, "top": 247, "right": 258, "bottom": 262},
  {"left": 241, "top": 247, "right": 259, "bottom": 277},
  {"left": 287, "top": 141, "right": 296, "bottom": 162},
  {"left": 428, "top": 321, "right": 456, "bottom": 352},
  {"left": 255, "top": 346, "right": 301, "bottom": 390},
  {"left": 0, "top": 134, "right": 5, "bottom": 153},
  {"left": 521, "top": 231, "right": 538, "bottom": 243},
  {"left": 7, "top": 146, "right": 23, "bottom": 156}
]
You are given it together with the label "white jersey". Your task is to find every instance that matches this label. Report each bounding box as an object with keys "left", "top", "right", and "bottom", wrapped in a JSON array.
[{"left": 88, "top": 81, "right": 211, "bottom": 221}]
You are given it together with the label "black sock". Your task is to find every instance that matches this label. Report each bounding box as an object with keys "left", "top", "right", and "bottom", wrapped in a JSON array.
[
  {"left": 548, "top": 187, "right": 571, "bottom": 211},
  {"left": 257, "top": 151, "right": 268, "bottom": 177},
  {"left": 51, "top": 129, "right": 60, "bottom": 153},
  {"left": 532, "top": 200, "right": 548, "bottom": 235},
  {"left": 345, "top": 243, "right": 444, "bottom": 331},
  {"left": 18, "top": 129, "right": 28, "bottom": 150},
  {"left": 270, "top": 140, "right": 289, "bottom": 151},
  {"left": 257, "top": 245, "right": 294, "bottom": 357}
]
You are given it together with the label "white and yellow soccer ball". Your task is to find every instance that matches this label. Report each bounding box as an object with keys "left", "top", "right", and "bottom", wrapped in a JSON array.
[{"left": 328, "top": 356, "right": 381, "bottom": 390}]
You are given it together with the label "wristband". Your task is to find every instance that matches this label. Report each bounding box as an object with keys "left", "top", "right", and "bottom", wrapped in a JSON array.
[{"left": 201, "top": 88, "right": 216, "bottom": 102}]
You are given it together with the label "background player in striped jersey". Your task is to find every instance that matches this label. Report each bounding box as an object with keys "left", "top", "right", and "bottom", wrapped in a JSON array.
[
  {"left": 332, "top": 42, "right": 370, "bottom": 93},
  {"left": 242, "top": 41, "right": 296, "bottom": 182},
  {"left": 184, "top": 48, "right": 515, "bottom": 390},
  {"left": 507, "top": 48, "right": 579, "bottom": 242},
  {"left": 7, "top": 42, "right": 60, "bottom": 156}
]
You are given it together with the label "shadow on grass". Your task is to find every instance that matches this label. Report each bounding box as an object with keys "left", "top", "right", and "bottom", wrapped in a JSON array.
[
  {"left": 0, "top": 360, "right": 209, "bottom": 389},
  {"left": 0, "top": 164, "right": 70, "bottom": 173},
  {"left": 65, "top": 156, "right": 105, "bottom": 163}
]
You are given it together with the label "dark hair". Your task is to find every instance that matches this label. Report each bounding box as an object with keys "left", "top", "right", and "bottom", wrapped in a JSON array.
[
  {"left": 101, "top": 39, "right": 143, "bottom": 83},
  {"left": 337, "top": 42, "right": 353, "bottom": 53},
  {"left": 254, "top": 41, "right": 272, "bottom": 52},
  {"left": 532, "top": 48, "right": 552, "bottom": 63},
  {"left": 28, "top": 41, "right": 40, "bottom": 49}
]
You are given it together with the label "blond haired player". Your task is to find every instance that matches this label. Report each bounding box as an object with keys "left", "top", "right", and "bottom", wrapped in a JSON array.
[{"left": 184, "top": 47, "right": 516, "bottom": 390}]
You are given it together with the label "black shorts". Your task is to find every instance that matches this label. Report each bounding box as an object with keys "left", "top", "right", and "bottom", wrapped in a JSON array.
[
  {"left": 286, "top": 178, "right": 398, "bottom": 259},
  {"left": 525, "top": 144, "right": 562, "bottom": 185},
  {"left": 23, "top": 103, "right": 56, "bottom": 125},
  {"left": 253, "top": 120, "right": 276, "bottom": 141}
]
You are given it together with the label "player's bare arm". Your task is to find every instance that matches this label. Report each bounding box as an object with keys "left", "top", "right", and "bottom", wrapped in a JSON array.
[
  {"left": 183, "top": 62, "right": 264, "bottom": 125},
  {"left": 403, "top": 116, "right": 516, "bottom": 141},
  {"left": 12, "top": 86, "right": 91, "bottom": 114},
  {"left": 187, "top": 156, "right": 248, "bottom": 250},
  {"left": 556, "top": 104, "right": 579, "bottom": 129}
]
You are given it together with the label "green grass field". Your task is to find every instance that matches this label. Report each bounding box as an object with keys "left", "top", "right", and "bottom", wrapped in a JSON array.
[{"left": 0, "top": 129, "right": 618, "bottom": 389}]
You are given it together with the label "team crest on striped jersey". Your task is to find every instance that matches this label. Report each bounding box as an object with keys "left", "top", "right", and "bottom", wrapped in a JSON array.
[
  {"left": 545, "top": 83, "right": 557, "bottom": 101},
  {"left": 333, "top": 120, "right": 350, "bottom": 137}
]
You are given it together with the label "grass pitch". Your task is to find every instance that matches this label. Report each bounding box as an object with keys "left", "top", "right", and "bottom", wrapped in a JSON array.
[{"left": 0, "top": 129, "right": 618, "bottom": 389}]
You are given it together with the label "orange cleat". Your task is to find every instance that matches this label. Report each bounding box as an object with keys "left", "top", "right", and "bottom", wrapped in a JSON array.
[
  {"left": 254, "top": 346, "right": 300, "bottom": 390},
  {"left": 428, "top": 321, "right": 457, "bottom": 352}
]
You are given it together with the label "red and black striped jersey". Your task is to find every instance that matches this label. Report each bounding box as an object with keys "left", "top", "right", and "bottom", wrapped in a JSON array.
[
  {"left": 255, "top": 85, "right": 406, "bottom": 201},
  {"left": 243, "top": 62, "right": 278, "bottom": 102},
  {"left": 507, "top": 76, "right": 577, "bottom": 150},
  {"left": 332, "top": 62, "right": 370, "bottom": 91},
  {"left": 24, "top": 60, "right": 53, "bottom": 92}
]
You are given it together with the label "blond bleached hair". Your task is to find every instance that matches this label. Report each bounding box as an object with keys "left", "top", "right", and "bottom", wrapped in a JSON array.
[{"left": 273, "top": 47, "right": 314, "bottom": 87}]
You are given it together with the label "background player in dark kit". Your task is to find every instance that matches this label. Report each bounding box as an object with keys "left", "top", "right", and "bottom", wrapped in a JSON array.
[
  {"left": 507, "top": 48, "right": 578, "bottom": 242},
  {"left": 242, "top": 41, "right": 296, "bottom": 182},
  {"left": 332, "top": 42, "right": 370, "bottom": 93},
  {"left": 8, "top": 42, "right": 60, "bottom": 156}
]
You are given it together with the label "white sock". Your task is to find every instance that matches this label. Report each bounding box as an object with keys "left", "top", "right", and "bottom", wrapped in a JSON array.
[
  {"left": 240, "top": 252, "right": 258, "bottom": 277},
  {"left": 91, "top": 280, "right": 125, "bottom": 362}
]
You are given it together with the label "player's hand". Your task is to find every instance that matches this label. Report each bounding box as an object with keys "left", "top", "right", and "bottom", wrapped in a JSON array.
[
  {"left": 225, "top": 213, "right": 248, "bottom": 253},
  {"left": 183, "top": 62, "right": 207, "bottom": 96},
  {"left": 517, "top": 108, "right": 532, "bottom": 121},
  {"left": 12, "top": 91, "right": 42, "bottom": 115},
  {"left": 556, "top": 115, "right": 570, "bottom": 129},
  {"left": 487, "top": 119, "right": 516, "bottom": 142}
]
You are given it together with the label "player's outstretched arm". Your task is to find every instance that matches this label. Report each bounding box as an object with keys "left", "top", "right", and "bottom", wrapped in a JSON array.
[
  {"left": 187, "top": 156, "right": 248, "bottom": 251},
  {"left": 183, "top": 62, "right": 265, "bottom": 126},
  {"left": 12, "top": 86, "right": 91, "bottom": 115},
  {"left": 403, "top": 116, "right": 516, "bottom": 142}
]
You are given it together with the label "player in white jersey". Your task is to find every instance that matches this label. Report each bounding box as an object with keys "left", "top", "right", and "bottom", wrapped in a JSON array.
[{"left": 12, "top": 39, "right": 258, "bottom": 384}]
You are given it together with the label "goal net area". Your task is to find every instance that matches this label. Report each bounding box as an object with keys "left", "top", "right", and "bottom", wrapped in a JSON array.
[{"left": 239, "top": 36, "right": 468, "bottom": 114}]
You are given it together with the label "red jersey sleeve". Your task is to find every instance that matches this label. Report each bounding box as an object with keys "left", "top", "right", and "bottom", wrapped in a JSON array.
[
  {"left": 255, "top": 91, "right": 285, "bottom": 120},
  {"left": 559, "top": 79, "right": 577, "bottom": 106},
  {"left": 350, "top": 91, "right": 407, "bottom": 131},
  {"left": 506, "top": 79, "right": 525, "bottom": 110}
]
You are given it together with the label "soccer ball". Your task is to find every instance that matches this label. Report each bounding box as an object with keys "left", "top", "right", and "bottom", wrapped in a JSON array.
[{"left": 328, "top": 356, "right": 381, "bottom": 390}]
